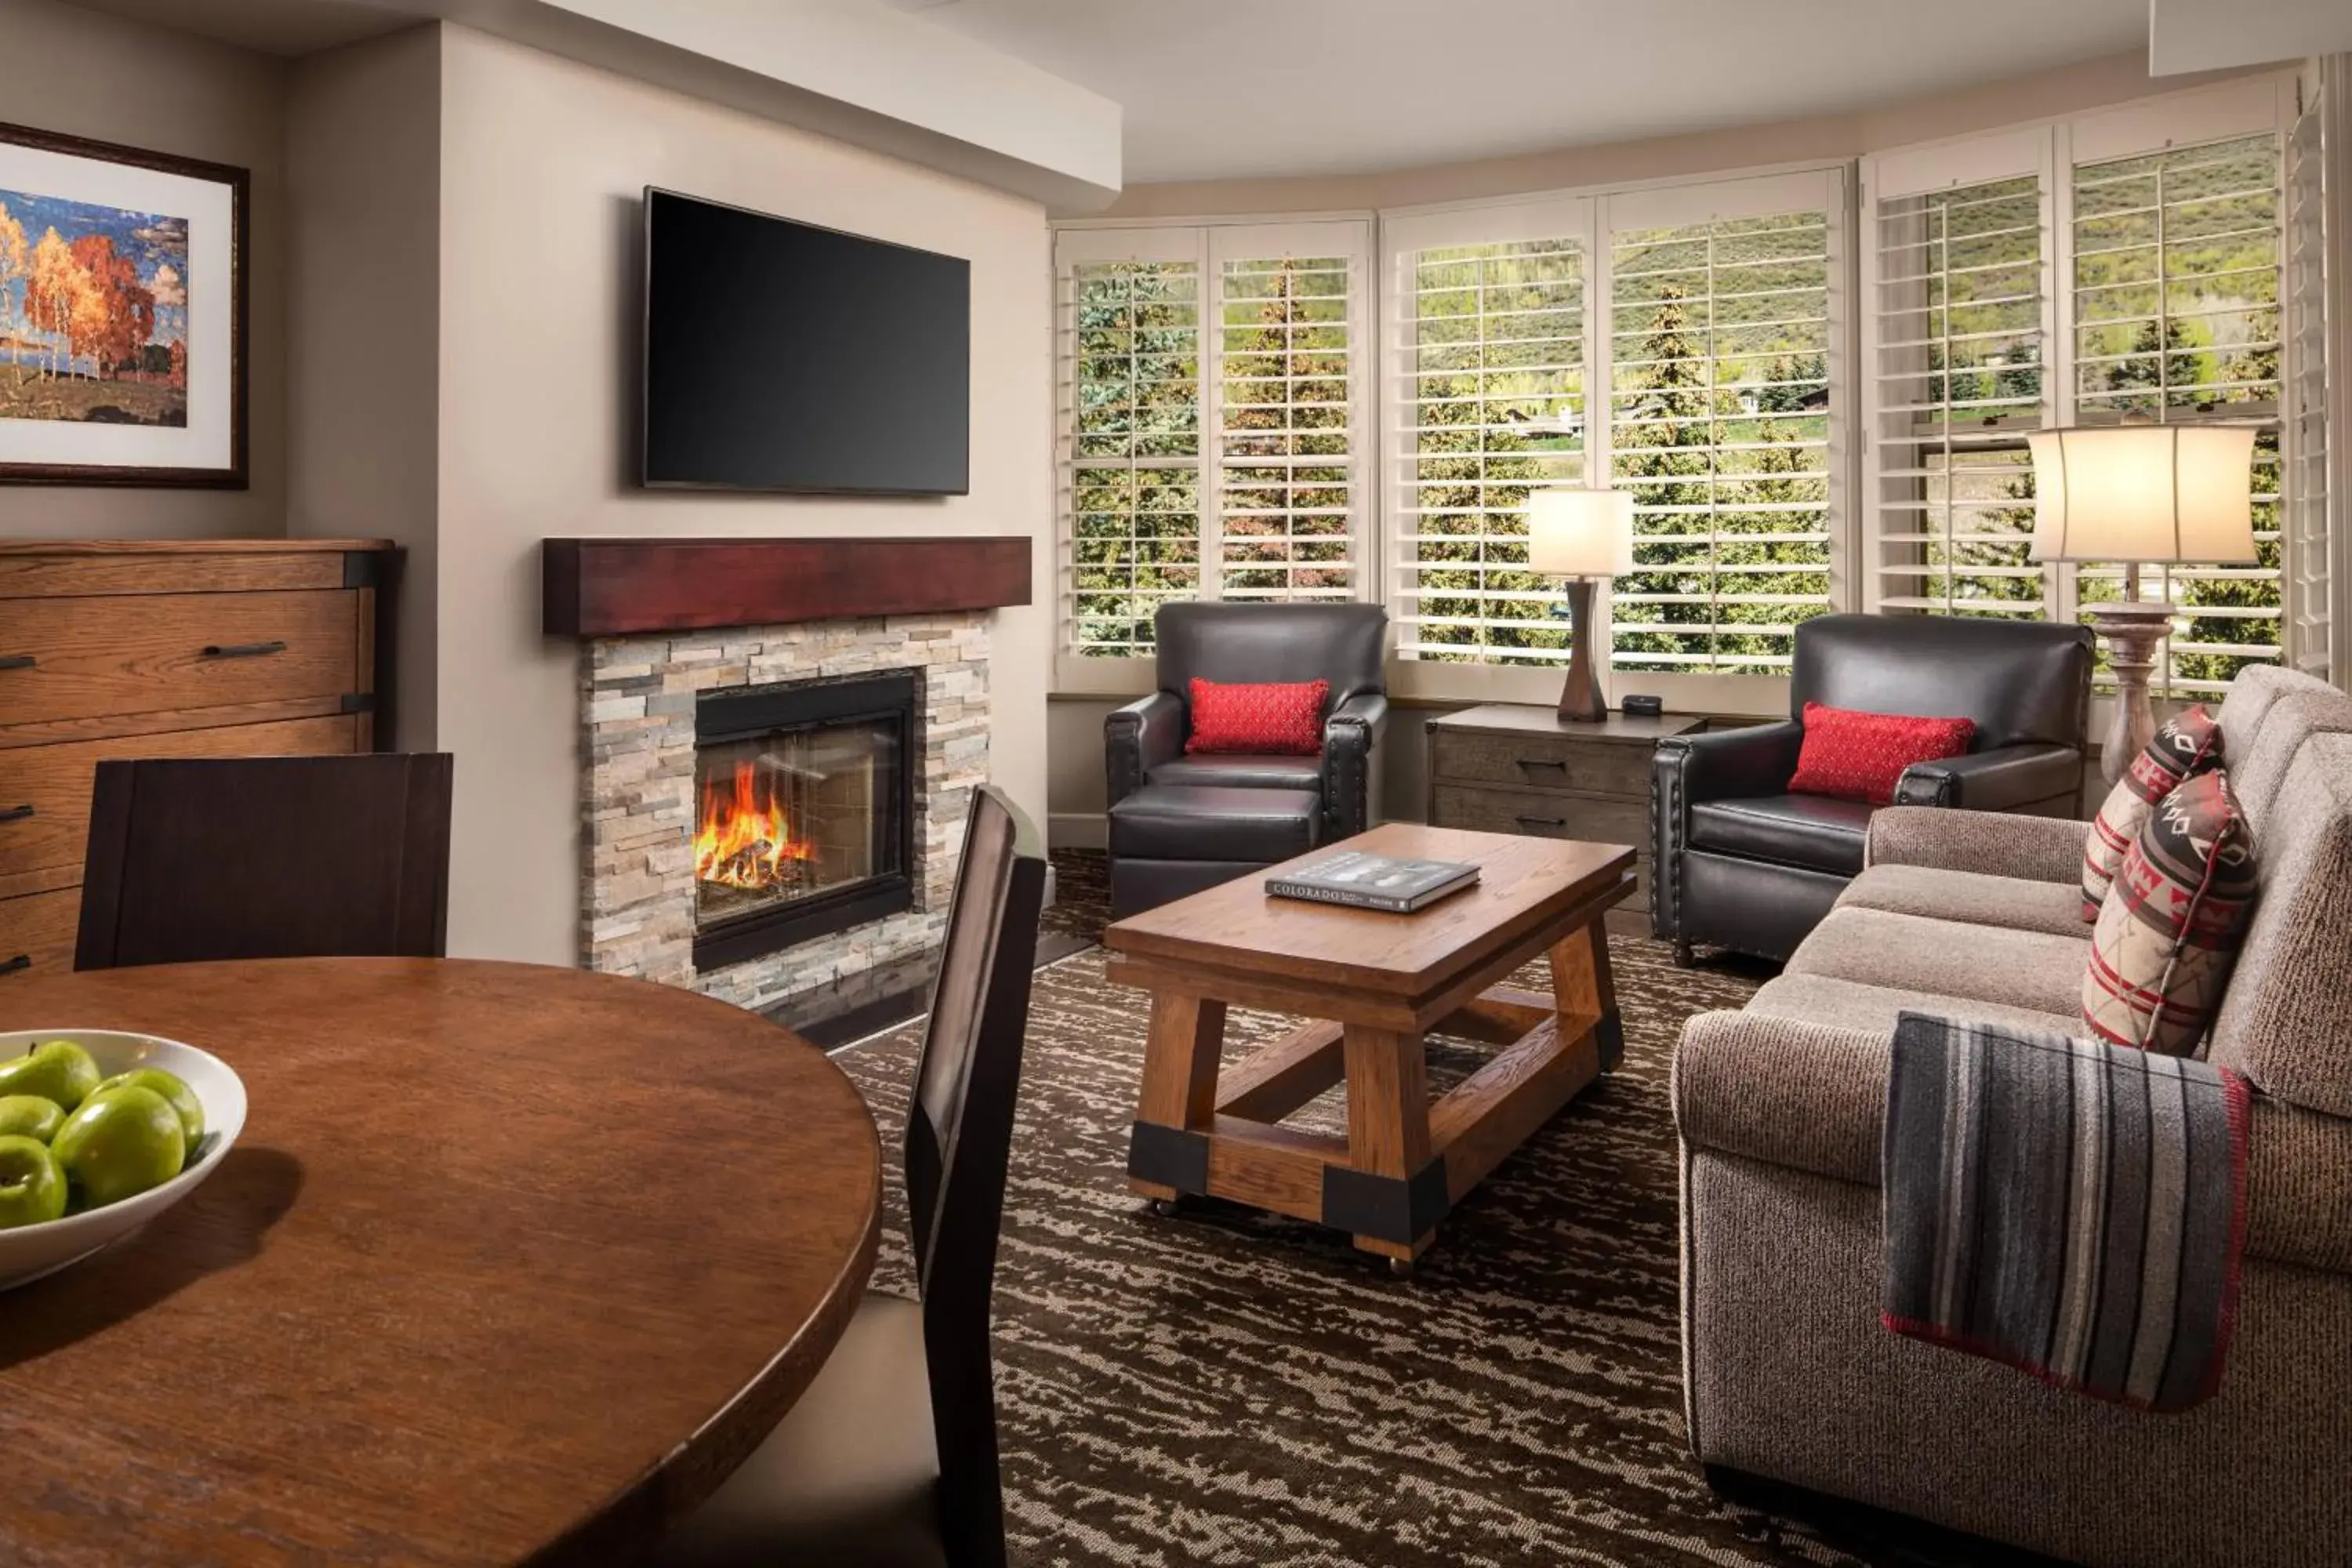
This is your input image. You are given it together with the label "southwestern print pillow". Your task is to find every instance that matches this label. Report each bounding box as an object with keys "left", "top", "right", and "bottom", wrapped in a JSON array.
[
  {"left": 2082, "top": 705, "right": 2223, "bottom": 920},
  {"left": 2083, "top": 769, "right": 2259, "bottom": 1057}
]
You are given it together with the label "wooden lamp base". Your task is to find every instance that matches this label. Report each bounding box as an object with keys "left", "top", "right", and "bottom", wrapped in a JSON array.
[
  {"left": 2090, "top": 583, "right": 2178, "bottom": 785},
  {"left": 1557, "top": 579, "right": 1608, "bottom": 724}
]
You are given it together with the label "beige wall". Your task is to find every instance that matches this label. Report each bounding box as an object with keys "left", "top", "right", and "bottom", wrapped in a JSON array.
[
  {"left": 434, "top": 26, "right": 1053, "bottom": 964},
  {"left": 0, "top": 0, "right": 286, "bottom": 539},
  {"left": 286, "top": 27, "right": 442, "bottom": 751},
  {"left": 1091, "top": 51, "right": 2267, "bottom": 220}
]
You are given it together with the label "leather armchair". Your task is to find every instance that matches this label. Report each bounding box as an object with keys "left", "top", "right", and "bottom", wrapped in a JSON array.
[
  {"left": 1105, "top": 603, "right": 1388, "bottom": 917},
  {"left": 1652, "top": 613, "right": 2094, "bottom": 964}
]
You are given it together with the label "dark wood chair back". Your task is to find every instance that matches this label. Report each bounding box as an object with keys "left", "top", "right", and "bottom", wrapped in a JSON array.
[
  {"left": 906, "top": 784, "right": 1044, "bottom": 1568},
  {"left": 75, "top": 753, "right": 454, "bottom": 971}
]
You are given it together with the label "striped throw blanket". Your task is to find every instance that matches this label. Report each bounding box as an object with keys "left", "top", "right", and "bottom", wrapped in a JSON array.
[{"left": 1882, "top": 1012, "right": 2251, "bottom": 1413}]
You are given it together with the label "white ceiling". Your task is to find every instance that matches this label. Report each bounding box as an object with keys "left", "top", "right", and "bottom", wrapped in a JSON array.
[{"left": 899, "top": 0, "right": 2154, "bottom": 183}]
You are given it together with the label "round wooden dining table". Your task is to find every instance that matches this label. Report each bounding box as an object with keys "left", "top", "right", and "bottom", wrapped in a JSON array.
[{"left": 0, "top": 957, "right": 883, "bottom": 1567}]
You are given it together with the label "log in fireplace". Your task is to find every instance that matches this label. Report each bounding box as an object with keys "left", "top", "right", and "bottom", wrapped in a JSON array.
[{"left": 691, "top": 671, "right": 916, "bottom": 971}]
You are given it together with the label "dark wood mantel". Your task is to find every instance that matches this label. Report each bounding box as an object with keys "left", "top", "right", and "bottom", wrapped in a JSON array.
[{"left": 541, "top": 536, "right": 1031, "bottom": 637}]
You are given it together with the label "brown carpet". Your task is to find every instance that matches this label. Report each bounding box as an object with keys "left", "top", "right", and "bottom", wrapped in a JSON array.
[{"left": 832, "top": 852, "right": 1984, "bottom": 1567}]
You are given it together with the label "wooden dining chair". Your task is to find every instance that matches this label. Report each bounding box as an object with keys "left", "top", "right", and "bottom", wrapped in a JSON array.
[
  {"left": 650, "top": 785, "right": 1046, "bottom": 1568},
  {"left": 75, "top": 753, "right": 454, "bottom": 971}
]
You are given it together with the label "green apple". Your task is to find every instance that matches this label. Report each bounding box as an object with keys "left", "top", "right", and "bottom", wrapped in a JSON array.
[
  {"left": 0, "top": 1134, "right": 67, "bottom": 1229},
  {"left": 52, "top": 1085, "right": 184, "bottom": 1209},
  {"left": 0, "top": 1039, "right": 103, "bottom": 1112},
  {"left": 0, "top": 1094, "right": 64, "bottom": 1144},
  {"left": 89, "top": 1069, "right": 203, "bottom": 1146}
]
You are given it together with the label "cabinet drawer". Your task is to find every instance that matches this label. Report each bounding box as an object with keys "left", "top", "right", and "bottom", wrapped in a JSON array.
[
  {"left": 0, "top": 715, "right": 361, "bottom": 879},
  {"left": 0, "top": 551, "right": 349, "bottom": 600},
  {"left": 1432, "top": 782, "right": 1650, "bottom": 846},
  {"left": 0, "top": 590, "right": 360, "bottom": 728},
  {"left": 1432, "top": 729, "right": 1653, "bottom": 798},
  {"left": 0, "top": 887, "right": 78, "bottom": 980}
]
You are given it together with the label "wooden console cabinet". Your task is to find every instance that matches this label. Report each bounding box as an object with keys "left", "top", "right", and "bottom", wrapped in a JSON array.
[{"left": 0, "top": 539, "right": 394, "bottom": 981}]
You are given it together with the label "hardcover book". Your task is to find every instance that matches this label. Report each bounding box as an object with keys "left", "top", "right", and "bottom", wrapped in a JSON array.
[{"left": 1265, "top": 851, "right": 1482, "bottom": 914}]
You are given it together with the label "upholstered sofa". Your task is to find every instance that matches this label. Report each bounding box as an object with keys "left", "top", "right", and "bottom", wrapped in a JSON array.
[{"left": 1671, "top": 664, "right": 2352, "bottom": 1566}]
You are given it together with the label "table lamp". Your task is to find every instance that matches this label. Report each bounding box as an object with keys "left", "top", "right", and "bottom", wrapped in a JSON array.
[
  {"left": 1526, "top": 488, "right": 1635, "bottom": 723},
  {"left": 2027, "top": 425, "right": 2258, "bottom": 783}
]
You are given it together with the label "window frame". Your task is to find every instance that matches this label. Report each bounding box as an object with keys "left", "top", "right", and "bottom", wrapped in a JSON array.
[{"left": 1052, "top": 216, "right": 1374, "bottom": 694}]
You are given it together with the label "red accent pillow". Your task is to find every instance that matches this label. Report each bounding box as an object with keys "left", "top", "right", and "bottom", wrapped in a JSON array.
[
  {"left": 1786, "top": 702, "right": 1976, "bottom": 807},
  {"left": 1185, "top": 677, "right": 1328, "bottom": 756}
]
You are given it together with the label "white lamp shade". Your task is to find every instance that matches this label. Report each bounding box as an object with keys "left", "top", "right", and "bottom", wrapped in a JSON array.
[
  {"left": 1526, "top": 488, "right": 1635, "bottom": 577},
  {"left": 2027, "top": 426, "right": 2258, "bottom": 564}
]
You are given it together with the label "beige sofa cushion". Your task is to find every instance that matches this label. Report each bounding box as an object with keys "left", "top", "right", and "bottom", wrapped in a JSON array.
[
  {"left": 1785, "top": 906, "right": 2089, "bottom": 1018},
  {"left": 2209, "top": 734, "right": 2352, "bottom": 1119},
  {"left": 1746, "top": 972, "right": 2082, "bottom": 1036},
  {"left": 1835, "top": 863, "right": 2085, "bottom": 938},
  {"left": 1864, "top": 808, "right": 2089, "bottom": 885},
  {"left": 2212, "top": 662, "right": 2340, "bottom": 764},
  {"left": 2228, "top": 686, "right": 2352, "bottom": 825}
]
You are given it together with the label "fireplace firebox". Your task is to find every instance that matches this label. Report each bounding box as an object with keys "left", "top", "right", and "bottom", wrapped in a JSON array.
[{"left": 691, "top": 672, "right": 916, "bottom": 971}]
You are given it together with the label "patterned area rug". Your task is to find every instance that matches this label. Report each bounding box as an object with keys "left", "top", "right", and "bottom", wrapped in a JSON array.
[{"left": 832, "top": 853, "right": 1953, "bottom": 1567}]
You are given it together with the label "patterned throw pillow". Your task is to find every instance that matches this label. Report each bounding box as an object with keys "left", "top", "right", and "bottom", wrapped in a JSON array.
[
  {"left": 1785, "top": 702, "right": 1976, "bottom": 807},
  {"left": 2083, "top": 769, "right": 2259, "bottom": 1057},
  {"left": 2082, "top": 705, "right": 2223, "bottom": 920},
  {"left": 1185, "top": 677, "right": 1329, "bottom": 756}
]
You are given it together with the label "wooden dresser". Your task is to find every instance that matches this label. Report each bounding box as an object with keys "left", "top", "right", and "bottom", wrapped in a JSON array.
[
  {"left": 0, "top": 539, "right": 394, "bottom": 982},
  {"left": 1425, "top": 705, "right": 1702, "bottom": 918}
]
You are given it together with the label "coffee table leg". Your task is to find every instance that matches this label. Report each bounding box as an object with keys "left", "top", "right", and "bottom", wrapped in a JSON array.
[
  {"left": 1551, "top": 914, "right": 1623, "bottom": 1072},
  {"left": 1127, "top": 991, "right": 1228, "bottom": 1203},
  {"left": 1335, "top": 1025, "right": 1439, "bottom": 1267}
]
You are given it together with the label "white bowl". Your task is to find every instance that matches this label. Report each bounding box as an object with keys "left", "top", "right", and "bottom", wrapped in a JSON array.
[{"left": 0, "top": 1028, "right": 247, "bottom": 1292}]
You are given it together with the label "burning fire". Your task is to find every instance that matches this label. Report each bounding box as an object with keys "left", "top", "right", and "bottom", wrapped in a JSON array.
[{"left": 696, "top": 760, "right": 814, "bottom": 891}]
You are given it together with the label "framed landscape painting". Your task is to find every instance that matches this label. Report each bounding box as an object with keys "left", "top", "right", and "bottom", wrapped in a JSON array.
[{"left": 0, "top": 122, "right": 247, "bottom": 488}]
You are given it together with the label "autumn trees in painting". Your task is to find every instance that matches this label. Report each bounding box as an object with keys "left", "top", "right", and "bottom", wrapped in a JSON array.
[{"left": 0, "top": 191, "right": 189, "bottom": 427}]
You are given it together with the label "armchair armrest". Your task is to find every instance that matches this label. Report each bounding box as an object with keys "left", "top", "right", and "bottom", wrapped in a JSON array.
[
  {"left": 1894, "top": 741, "right": 2082, "bottom": 813},
  {"left": 1321, "top": 692, "right": 1388, "bottom": 840},
  {"left": 1105, "top": 690, "right": 1184, "bottom": 809},
  {"left": 1865, "top": 806, "right": 2089, "bottom": 885},
  {"left": 1650, "top": 720, "right": 1803, "bottom": 939}
]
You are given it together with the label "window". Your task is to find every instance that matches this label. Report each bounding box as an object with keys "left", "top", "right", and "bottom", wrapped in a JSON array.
[
  {"left": 1607, "top": 196, "right": 1838, "bottom": 673},
  {"left": 1054, "top": 222, "right": 1370, "bottom": 667},
  {"left": 2284, "top": 72, "right": 2335, "bottom": 681},
  {"left": 1866, "top": 169, "right": 2051, "bottom": 619},
  {"left": 1388, "top": 220, "right": 1588, "bottom": 665},
  {"left": 2071, "top": 132, "right": 2284, "bottom": 696},
  {"left": 1863, "top": 81, "right": 2303, "bottom": 700}
]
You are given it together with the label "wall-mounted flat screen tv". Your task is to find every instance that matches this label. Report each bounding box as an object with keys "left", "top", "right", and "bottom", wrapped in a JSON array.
[{"left": 641, "top": 188, "right": 970, "bottom": 495}]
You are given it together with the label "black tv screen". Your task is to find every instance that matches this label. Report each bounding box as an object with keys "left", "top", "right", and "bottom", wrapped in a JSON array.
[{"left": 641, "top": 188, "right": 970, "bottom": 495}]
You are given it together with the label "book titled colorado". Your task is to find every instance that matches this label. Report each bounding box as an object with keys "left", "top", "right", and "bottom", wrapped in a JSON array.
[{"left": 1265, "top": 851, "right": 1482, "bottom": 914}]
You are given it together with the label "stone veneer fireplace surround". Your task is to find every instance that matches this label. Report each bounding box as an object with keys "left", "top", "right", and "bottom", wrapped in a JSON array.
[{"left": 546, "top": 536, "right": 1032, "bottom": 1015}]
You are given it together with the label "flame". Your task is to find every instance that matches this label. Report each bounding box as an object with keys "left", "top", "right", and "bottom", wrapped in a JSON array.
[{"left": 695, "top": 760, "right": 814, "bottom": 891}]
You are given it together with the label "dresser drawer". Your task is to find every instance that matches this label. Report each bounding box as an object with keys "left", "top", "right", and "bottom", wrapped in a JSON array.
[
  {"left": 0, "top": 590, "right": 361, "bottom": 728},
  {"left": 0, "top": 886, "right": 78, "bottom": 980},
  {"left": 0, "top": 715, "right": 361, "bottom": 880},
  {"left": 1432, "top": 728, "right": 1653, "bottom": 798},
  {"left": 1432, "top": 782, "right": 1650, "bottom": 845},
  {"left": 0, "top": 550, "right": 350, "bottom": 600}
]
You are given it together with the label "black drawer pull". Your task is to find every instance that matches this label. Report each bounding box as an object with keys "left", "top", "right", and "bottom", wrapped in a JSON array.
[
  {"left": 0, "top": 655, "right": 32, "bottom": 671},
  {"left": 0, "top": 804, "right": 31, "bottom": 824},
  {"left": 201, "top": 640, "right": 288, "bottom": 659},
  {"left": 1515, "top": 757, "right": 1566, "bottom": 772},
  {"left": 0, "top": 956, "right": 28, "bottom": 977},
  {"left": 1515, "top": 814, "right": 1567, "bottom": 829}
]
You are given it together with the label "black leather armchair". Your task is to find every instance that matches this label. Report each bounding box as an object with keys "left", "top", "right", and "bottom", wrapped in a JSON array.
[
  {"left": 1651, "top": 613, "right": 2094, "bottom": 964},
  {"left": 1105, "top": 602, "right": 1388, "bottom": 917}
]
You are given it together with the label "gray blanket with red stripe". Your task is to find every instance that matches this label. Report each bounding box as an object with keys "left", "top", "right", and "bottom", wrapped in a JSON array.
[{"left": 1882, "top": 1012, "right": 2251, "bottom": 1413}]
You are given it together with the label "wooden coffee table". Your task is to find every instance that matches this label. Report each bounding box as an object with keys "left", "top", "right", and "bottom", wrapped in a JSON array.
[{"left": 1105, "top": 823, "right": 1635, "bottom": 1272}]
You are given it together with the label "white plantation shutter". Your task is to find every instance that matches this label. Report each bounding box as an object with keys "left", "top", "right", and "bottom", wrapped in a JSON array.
[
  {"left": 1863, "top": 158, "right": 2054, "bottom": 620},
  {"left": 1386, "top": 199, "right": 1591, "bottom": 666},
  {"left": 2284, "top": 74, "right": 2336, "bottom": 681},
  {"left": 1604, "top": 171, "right": 1845, "bottom": 673},
  {"left": 1056, "top": 230, "right": 1206, "bottom": 659},
  {"left": 1210, "top": 227, "right": 1369, "bottom": 602},
  {"left": 2069, "top": 130, "right": 2286, "bottom": 698},
  {"left": 1054, "top": 221, "right": 1369, "bottom": 671}
]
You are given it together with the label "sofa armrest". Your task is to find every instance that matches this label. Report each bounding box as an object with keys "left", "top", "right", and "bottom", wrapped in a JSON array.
[
  {"left": 1894, "top": 741, "right": 2082, "bottom": 812},
  {"left": 2248, "top": 1097, "right": 2352, "bottom": 1275},
  {"left": 1321, "top": 691, "right": 1388, "bottom": 840},
  {"left": 1671, "top": 1010, "right": 1887, "bottom": 1186},
  {"left": 1650, "top": 720, "right": 1805, "bottom": 938},
  {"left": 1105, "top": 690, "right": 1184, "bottom": 809},
  {"left": 1864, "top": 806, "right": 2089, "bottom": 885}
]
